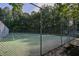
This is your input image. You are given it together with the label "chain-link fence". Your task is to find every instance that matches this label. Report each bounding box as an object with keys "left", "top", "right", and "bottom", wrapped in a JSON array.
[{"left": 0, "top": 3, "right": 76, "bottom": 56}]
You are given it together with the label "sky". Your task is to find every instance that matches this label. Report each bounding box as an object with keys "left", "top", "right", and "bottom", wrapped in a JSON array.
[
  {"left": 0, "top": 3, "right": 54, "bottom": 13},
  {"left": 0, "top": 3, "right": 38, "bottom": 13}
]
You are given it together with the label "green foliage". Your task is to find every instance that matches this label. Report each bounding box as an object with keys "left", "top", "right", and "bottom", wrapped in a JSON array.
[
  {"left": 0, "top": 3, "right": 79, "bottom": 34},
  {"left": 9, "top": 3, "right": 24, "bottom": 20}
]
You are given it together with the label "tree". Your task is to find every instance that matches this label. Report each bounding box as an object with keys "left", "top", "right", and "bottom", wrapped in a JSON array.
[
  {"left": 9, "top": 3, "right": 24, "bottom": 20},
  {"left": 0, "top": 8, "right": 3, "bottom": 20}
]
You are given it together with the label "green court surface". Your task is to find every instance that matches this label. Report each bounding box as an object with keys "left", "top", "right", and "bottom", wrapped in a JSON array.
[{"left": 0, "top": 33, "right": 73, "bottom": 56}]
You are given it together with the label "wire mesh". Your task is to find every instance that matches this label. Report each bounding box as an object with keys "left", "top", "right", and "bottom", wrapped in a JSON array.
[{"left": 0, "top": 3, "right": 77, "bottom": 56}]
